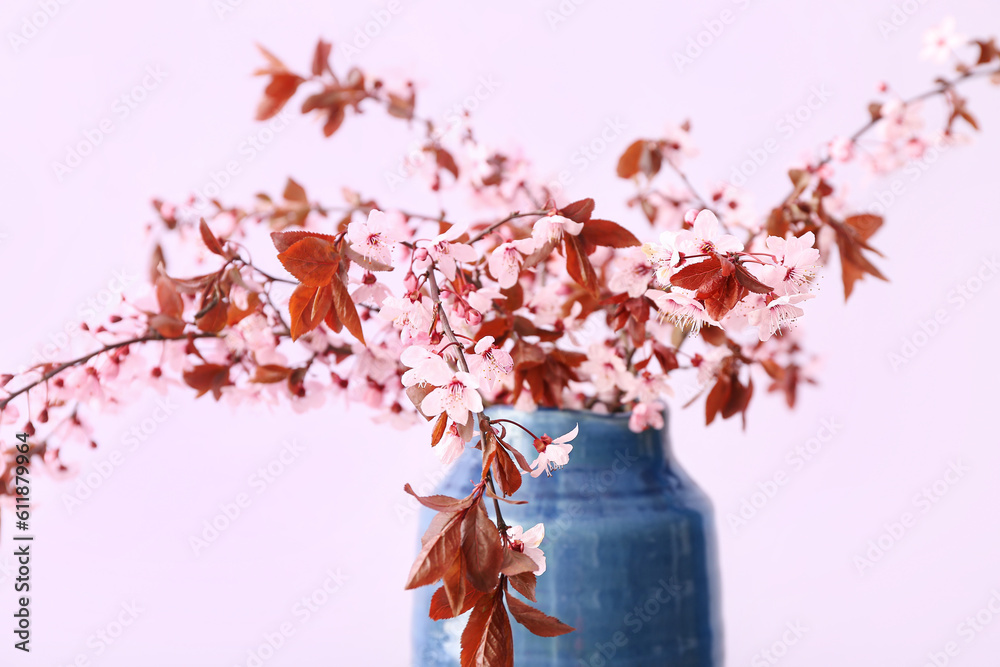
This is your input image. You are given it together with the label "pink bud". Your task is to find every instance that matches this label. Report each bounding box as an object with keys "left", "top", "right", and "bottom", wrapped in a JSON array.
[
  {"left": 684, "top": 209, "right": 699, "bottom": 224},
  {"left": 466, "top": 310, "right": 483, "bottom": 326},
  {"left": 413, "top": 248, "right": 429, "bottom": 262}
]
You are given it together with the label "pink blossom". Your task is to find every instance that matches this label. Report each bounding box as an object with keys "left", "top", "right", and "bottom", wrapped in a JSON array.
[
  {"left": 488, "top": 238, "right": 536, "bottom": 288},
  {"left": 645, "top": 289, "right": 713, "bottom": 335},
  {"left": 531, "top": 214, "right": 583, "bottom": 246},
  {"left": 580, "top": 344, "right": 628, "bottom": 393},
  {"left": 422, "top": 227, "right": 478, "bottom": 281},
  {"left": 530, "top": 424, "right": 577, "bottom": 477},
  {"left": 759, "top": 232, "right": 820, "bottom": 295},
  {"left": 506, "top": 523, "right": 546, "bottom": 575},
  {"left": 621, "top": 370, "right": 673, "bottom": 404},
  {"left": 748, "top": 294, "right": 815, "bottom": 341},
  {"left": 829, "top": 136, "right": 855, "bottom": 162},
  {"left": 420, "top": 372, "right": 483, "bottom": 424},
  {"left": 467, "top": 336, "right": 513, "bottom": 389},
  {"left": 675, "top": 209, "right": 744, "bottom": 255},
  {"left": 642, "top": 231, "right": 683, "bottom": 285},
  {"left": 434, "top": 423, "right": 466, "bottom": 464},
  {"left": 921, "top": 17, "right": 965, "bottom": 63},
  {"left": 400, "top": 346, "right": 453, "bottom": 387},
  {"left": 629, "top": 401, "right": 665, "bottom": 432},
  {"left": 378, "top": 296, "right": 433, "bottom": 343},
  {"left": 347, "top": 209, "right": 396, "bottom": 268},
  {"left": 609, "top": 248, "right": 654, "bottom": 298}
]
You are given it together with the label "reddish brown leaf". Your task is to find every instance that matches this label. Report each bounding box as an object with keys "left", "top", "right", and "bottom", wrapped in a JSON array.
[
  {"left": 270, "top": 229, "right": 339, "bottom": 253},
  {"left": 288, "top": 284, "right": 328, "bottom": 340},
  {"left": 277, "top": 237, "right": 340, "bottom": 287},
  {"left": 564, "top": 235, "right": 600, "bottom": 297},
  {"left": 461, "top": 591, "right": 513, "bottom": 667},
  {"left": 506, "top": 595, "right": 575, "bottom": 637},
  {"left": 199, "top": 219, "right": 226, "bottom": 256},
  {"left": 155, "top": 277, "right": 184, "bottom": 318},
  {"left": 256, "top": 71, "right": 304, "bottom": 121},
  {"left": 251, "top": 364, "right": 293, "bottom": 384},
  {"left": 705, "top": 374, "right": 732, "bottom": 425},
  {"left": 670, "top": 256, "right": 723, "bottom": 291},
  {"left": 429, "top": 585, "right": 484, "bottom": 620},
  {"left": 616, "top": 140, "right": 645, "bottom": 179},
  {"left": 462, "top": 503, "right": 504, "bottom": 593},
  {"left": 403, "top": 484, "right": 474, "bottom": 513},
  {"left": 195, "top": 298, "right": 227, "bottom": 333},
  {"left": 406, "top": 512, "right": 463, "bottom": 590},
  {"left": 734, "top": 264, "right": 773, "bottom": 294},
  {"left": 149, "top": 313, "right": 185, "bottom": 338},
  {"left": 443, "top": 551, "right": 467, "bottom": 617},
  {"left": 580, "top": 219, "right": 640, "bottom": 252},
  {"left": 182, "top": 363, "right": 232, "bottom": 400},
  {"left": 844, "top": 214, "right": 883, "bottom": 243},
  {"left": 283, "top": 177, "right": 308, "bottom": 204},
  {"left": 227, "top": 292, "right": 261, "bottom": 326},
  {"left": 507, "top": 572, "right": 536, "bottom": 602},
  {"left": 311, "top": 38, "right": 332, "bottom": 77},
  {"left": 493, "top": 448, "right": 522, "bottom": 496},
  {"left": 330, "top": 277, "right": 365, "bottom": 344},
  {"left": 431, "top": 413, "right": 448, "bottom": 447},
  {"left": 558, "top": 198, "right": 595, "bottom": 223}
]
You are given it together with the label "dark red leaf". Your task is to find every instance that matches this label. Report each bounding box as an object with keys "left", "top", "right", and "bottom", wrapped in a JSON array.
[{"left": 506, "top": 594, "right": 575, "bottom": 637}]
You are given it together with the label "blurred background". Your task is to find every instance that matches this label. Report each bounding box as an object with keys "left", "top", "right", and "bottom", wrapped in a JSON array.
[{"left": 2, "top": 0, "right": 999, "bottom": 664}]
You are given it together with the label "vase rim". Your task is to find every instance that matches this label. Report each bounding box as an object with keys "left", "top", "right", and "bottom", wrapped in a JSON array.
[{"left": 484, "top": 404, "right": 668, "bottom": 426}]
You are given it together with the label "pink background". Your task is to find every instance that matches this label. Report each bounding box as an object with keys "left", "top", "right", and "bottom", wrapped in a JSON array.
[{"left": 2, "top": 0, "right": 1000, "bottom": 665}]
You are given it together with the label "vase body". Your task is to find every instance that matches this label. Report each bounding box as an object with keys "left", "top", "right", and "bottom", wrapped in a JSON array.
[{"left": 412, "top": 406, "right": 723, "bottom": 666}]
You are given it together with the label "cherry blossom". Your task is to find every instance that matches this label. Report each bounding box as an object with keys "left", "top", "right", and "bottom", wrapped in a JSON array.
[
  {"left": 642, "top": 231, "right": 683, "bottom": 285},
  {"left": 829, "top": 136, "right": 855, "bottom": 163},
  {"left": 579, "top": 345, "right": 628, "bottom": 393},
  {"left": 530, "top": 424, "right": 577, "bottom": 478},
  {"left": 420, "top": 372, "right": 483, "bottom": 424},
  {"left": 400, "top": 346, "right": 453, "bottom": 388},
  {"left": 506, "top": 523, "right": 546, "bottom": 575},
  {"left": 621, "top": 370, "right": 673, "bottom": 404},
  {"left": 675, "top": 209, "right": 744, "bottom": 255},
  {"left": 466, "top": 337, "right": 513, "bottom": 390},
  {"left": 347, "top": 209, "right": 397, "bottom": 267},
  {"left": 488, "top": 238, "right": 536, "bottom": 288},
  {"left": 645, "top": 289, "right": 713, "bottom": 334},
  {"left": 628, "top": 401, "right": 665, "bottom": 433},
  {"left": 433, "top": 422, "right": 466, "bottom": 464},
  {"left": 759, "top": 232, "right": 821, "bottom": 295},
  {"left": 748, "top": 294, "right": 815, "bottom": 341},
  {"left": 921, "top": 17, "right": 965, "bottom": 63},
  {"left": 608, "top": 248, "right": 654, "bottom": 298},
  {"left": 531, "top": 214, "right": 583, "bottom": 245},
  {"left": 421, "top": 228, "right": 478, "bottom": 281}
]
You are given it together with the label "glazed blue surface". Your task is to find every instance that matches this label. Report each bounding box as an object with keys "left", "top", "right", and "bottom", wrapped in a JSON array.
[{"left": 412, "top": 407, "right": 723, "bottom": 666}]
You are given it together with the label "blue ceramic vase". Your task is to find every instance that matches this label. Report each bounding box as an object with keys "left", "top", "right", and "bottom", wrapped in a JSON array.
[{"left": 412, "top": 406, "right": 723, "bottom": 666}]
